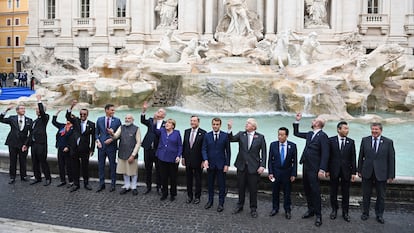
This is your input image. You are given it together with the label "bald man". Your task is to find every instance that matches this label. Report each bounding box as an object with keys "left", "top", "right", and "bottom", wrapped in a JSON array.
[{"left": 293, "top": 113, "right": 329, "bottom": 227}]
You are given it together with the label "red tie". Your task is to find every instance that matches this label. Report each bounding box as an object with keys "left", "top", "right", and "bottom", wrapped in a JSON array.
[{"left": 106, "top": 117, "right": 110, "bottom": 129}]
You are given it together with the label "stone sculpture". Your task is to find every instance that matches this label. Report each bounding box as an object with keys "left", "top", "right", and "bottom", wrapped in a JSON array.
[
  {"left": 155, "top": 0, "right": 178, "bottom": 30},
  {"left": 305, "top": 0, "right": 329, "bottom": 28}
]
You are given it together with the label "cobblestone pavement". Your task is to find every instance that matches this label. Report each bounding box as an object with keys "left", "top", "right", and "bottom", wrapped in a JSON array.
[{"left": 0, "top": 172, "right": 413, "bottom": 233}]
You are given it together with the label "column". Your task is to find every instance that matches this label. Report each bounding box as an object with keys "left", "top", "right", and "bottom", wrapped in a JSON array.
[
  {"left": 265, "top": 0, "right": 276, "bottom": 38},
  {"left": 204, "top": 0, "right": 214, "bottom": 38},
  {"left": 26, "top": 0, "right": 39, "bottom": 46},
  {"left": 178, "top": 0, "right": 198, "bottom": 37}
]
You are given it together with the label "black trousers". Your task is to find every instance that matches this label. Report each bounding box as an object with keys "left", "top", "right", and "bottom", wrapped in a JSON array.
[
  {"left": 362, "top": 174, "right": 386, "bottom": 217},
  {"left": 303, "top": 165, "right": 322, "bottom": 216},
  {"left": 186, "top": 166, "right": 202, "bottom": 199},
  {"left": 159, "top": 160, "right": 178, "bottom": 197},
  {"left": 57, "top": 148, "right": 73, "bottom": 183},
  {"left": 31, "top": 143, "right": 51, "bottom": 181},
  {"left": 236, "top": 166, "right": 259, "bottom": 210},
  {"left": 8, "top": 146, "right": 28, "bottom": 179},
  {"left": 72, "top": 152, "right": 90, "bottom": 187},
  {"left": 330, "top": 169, "right": 351, "bottom": 212},
  {"left": 144, "top": 148, "right": 161, "bottom": 190}
]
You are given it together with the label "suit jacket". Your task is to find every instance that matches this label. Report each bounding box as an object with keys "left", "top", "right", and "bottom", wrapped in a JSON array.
[
  {"left": 26, "top": 102, "right": 49, "bottom": 146},
  {"left": 358, "top": 135, "right": 395, "bottom": 181},
  {"left": 140, "top": 114, "right": 165, "bottom": 150},
  {"left": 66, "top": 110, "right": 95, "bottom": 154},
  {"left": 155, "top": 128, "right": 183, "bottom": 163},
  {"left": 95, "top": 116, "right": 121, "bottom": 152},
  {"left": 202, "top": 131, "right": 231, "bottom": 170},
  {"left": 268, "top": 140, "right": 297, "bottom": 178},
  {"left": 328, "top": 136, "right": 357, "bottom": 179},
  {"left": 0, "top": 113, "right": 32, "bottom": 148},
  {"left": 52, "top": 115, "right": 73, "bottom": 149},
  {"left": 182, "top": 128, "right": 207, "bottom": 168},
  {"left": 229, "top": 131, "right": 267, "bottom": 174},
  {"left": 293, "top": 123, "right": 329, "bottom": 172}
]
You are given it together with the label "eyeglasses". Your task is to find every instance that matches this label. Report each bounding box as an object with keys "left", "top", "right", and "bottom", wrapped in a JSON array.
[{"left": 80, "top": 113, "right": 87, "bottom": 116}]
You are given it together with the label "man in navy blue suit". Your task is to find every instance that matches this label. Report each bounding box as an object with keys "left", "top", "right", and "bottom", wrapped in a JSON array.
[
  {"left": 202, "top": 117, "right": 231, "bottom": 212},
  {"left": 327, "top": 121, "right": 356, "bottom": 222},
  {"left": 293, "top": 113, "right": 329, "bottom": 227},
  {"left": 95, "top": 104, "right": 121, "bottom": 192},
  {"left": 268, "top": 127, "right": 297, "bottom": 219}
]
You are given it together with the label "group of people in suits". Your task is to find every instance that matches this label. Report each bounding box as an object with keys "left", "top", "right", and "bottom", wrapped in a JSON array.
[
  {"left": 293, "top": 113, "right": 395, "bottom": 227},
  {"left": 1, "top": 100, "right": 396, "bottom": 226}
]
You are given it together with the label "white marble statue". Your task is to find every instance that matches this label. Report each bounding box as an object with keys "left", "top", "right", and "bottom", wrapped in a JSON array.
[
  {"left": 291, "top": 31, "right": 323, "bottom": 65},
  {"left": 173, "top": 36, "right": 209, "bottom": 63},
  {"left": 155, "top": 0, "right": 178, "bottom": 30},
  {"left": 224, "top": 0, "right": 253, "bottom": 36},
  {"left": 141, "top": 29, "right": 177, "bottom": 62},
  {"left": 305, "top": 0, "right": 329, "bottom": 28},
  {"left": 271, "top": 30, "right": 293, "bottom": 69}
]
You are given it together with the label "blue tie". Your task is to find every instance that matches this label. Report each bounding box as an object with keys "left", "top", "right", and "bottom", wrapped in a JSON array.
[{"left": 280, "top": 144, "right": 285, "bottom": 166}]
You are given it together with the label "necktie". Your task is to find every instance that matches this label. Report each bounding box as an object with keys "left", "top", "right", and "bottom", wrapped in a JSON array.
[
  {"left": 18, "top": 117, "right": 23, "bottom": 130},
  {"left": 190, "top": 130, "right": 195, "bottom": 148},
  {"left": 248, "top": 133, "right": 253, "bottom": 150},
  {"left": 81, "top": 121, "right": 86, "bottom": 133},
  {"left": 280, "top": 143, "right": 285, "bottom": 166},
  {"left": 106, "top": 117, "right": 110, "bottom": 129},
  {"left": 340, "top": 138, "right": 345, "bottom": 151},
  {"left": 214, "top": 133, "right": 218, "bottom": 142},
  {"left": 373, "top": 137, "right": 378, "bottom": 152}
]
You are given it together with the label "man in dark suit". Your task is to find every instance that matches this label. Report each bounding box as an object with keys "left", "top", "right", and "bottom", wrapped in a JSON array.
[
  {"left": 66, "top": 100, "right": 96, "bottom": 192},
  {"left": 140, "top": 101, "right": 166, "bottom": 194},
  {"left": 95, "top": 104, "right": 121, "bottom": 192},
  {"left": 0, "top": 104, "right": 32, "bottom": 184},
  {"left": 327, "top": 121, "right": 356, "bottom": 222},
  {"left": 182, "top": 115, "right": 206, "bottom": 204},
  {"left": 268, "top": 127, "right": 297, "bottom": 219},
  {"left": 24, "top": 94, "right": 52, "bottom": 186},
  {"left": 293, "top": 113, "right": 329, "bottom": 227},
  {"left": 358, "top": 122, "right": 395, "bottom": 224},
  {"left": 202, "top": 117, "right": 231, "bottom": 212},
  {"left": 228, "top": 118, "right": 267, "bottom": 218}
]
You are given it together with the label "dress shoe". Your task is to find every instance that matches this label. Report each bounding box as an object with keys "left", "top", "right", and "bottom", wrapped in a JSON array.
[
  {"left": 186, "top": 197, "right": 193, "bottom": 204},
  {"left": 232, "top": 206, "right": 243, "bottom": 214},
  {"left": 120, "top": 188, "right": 130, "bottom": 195},
  {"left": 8, "top": 179, "right": 15, "bottom": 184},
  {"left": 160, "top": 195, "right": 168, "bottom": 201},
  {"left": 57, "top": 182, "right": 67, "bottom": 187},
  {"left": 96, "top": 185, "right": 105, "bottom": 193},
  {"left": 193, "top": 198, "right": 200, "bottom": 204},
  {"left": 217, "top": 205, "right": 224, "bottom": 212},
  {"left": 361, "top": 214, "right": 369, "bottom": 221},
  {"left": 143, "top": 188, "right": 151, "bottom": 195},
  {"left": 70, "top": 186, "right": 80, "bottom": 192},
  {"left": 269, "top": 209, "right": 278, "bottom": 216},
  {"left": 302, "top": 211, "right": 315, "bottom": 219},
  {"left": 132, "top": 189, "right": 138, "bottom": 196},
  {"left": 330, "top": 209, "right": 337, "bottom": 220},
  {"left": 43, "top": 179, "right": 52, "bottom": 186},
  {"left": 67, "top": 183, "right": 74, "bottom": 188},
  {"left": 84, "top": 184, "right": 92, "bottom": 190},
  {"left": 285, "top": 211, "right": 292, "bottom": 220},
  {"left": 251, "top": 210, "right": 258, "bottom": 218},
  {"left": 376, "top": 216, "right": 385, "bottom": 224},
  {"left": 30, "top": 180, "right": 42, "bottom": 185},
  {"left": 343, "top": 213, "right": 350, "bottom": 222},
  {"left": 109, "top": 186, "right": 116, "bottom": 192},
  {"left": 170, "top": 196, "right": 175, "bottom": 201},
  {"left": 315, "top": 216, "right": 322, "bottom": 227},
  {"left": 204, "top": 202, "right": 213, "bottom": 209},
  {"left": 20, "top": 177, "right": 28, "bottom": 182}
]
